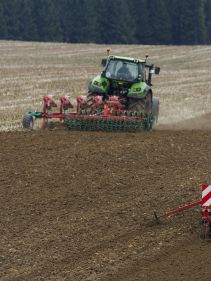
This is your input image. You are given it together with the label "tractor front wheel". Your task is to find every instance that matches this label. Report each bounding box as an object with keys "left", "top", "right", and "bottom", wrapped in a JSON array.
[{"left": 22, "top": 114, "right": 34, "bottom": 129}]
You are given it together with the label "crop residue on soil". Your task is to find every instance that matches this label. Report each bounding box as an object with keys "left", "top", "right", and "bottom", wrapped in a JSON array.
[{"left": 1, "top": 129, "right": 211, "bottom": 281}]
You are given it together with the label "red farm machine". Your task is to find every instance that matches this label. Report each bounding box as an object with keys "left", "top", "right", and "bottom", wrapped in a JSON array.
[
  {"left": 154, "top": 184, "right": 211, "bottom": 240},
  {"left": 22, "top": 51, "right": 160, "bottom": 132}
]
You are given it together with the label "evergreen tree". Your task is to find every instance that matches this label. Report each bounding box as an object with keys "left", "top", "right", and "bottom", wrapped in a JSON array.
[
  {"left": 147, "top": 0, "right": 172, "bottom": 44},
  {"left": 62, "top": 0, "right": 84, "bottom": 43},
  {"left": 4, "top": 0, "right": 21, "bottom": 40},
  {"left": 97, "top": 0, "right": 135, "bottom": 44},
  {"left": 195, "top": 0, "right": 206, "bottom": 44},
  {"left": 0, "top": 1, "right": 7, "bottom": 38},
  {"left": 19, "top": 0, "right": 37, "bottom": 41},
  {"left": 131, "top": 0, "right": 151, "bottom": 44},
  {"left": 167, "top": 0, "right": 206, "bottom": 44},
  {"left": 0, "top": 0, "right": 209, "bottom": 45},
  {"left": 60, "top": 0, "right": 90, "bottom": 43},
  {"left": 33, "top": 0, "right": 62, "bottom": 42},
  {"left": 205, "top": 0, "right": 211, "bottom": 43},
  {"left": 165, "top": 0, "right": 180, "bottom": 44},
  {"left": 82, "top": 0, "right": 99, "bottom": 43}
]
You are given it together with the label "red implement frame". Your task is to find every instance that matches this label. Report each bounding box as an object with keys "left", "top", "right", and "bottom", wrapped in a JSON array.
[
  {"left": 40, "top": 95, "right": 145, "bottom": 129},
  {"left": 154, "top": 184, "right": 211, "bottom": 225},
  {"left": 160, "top": 200, "right": 201, "bottom": 218},
  {"left": 154, "top": 200, "right": 211, "bottom": 221}
]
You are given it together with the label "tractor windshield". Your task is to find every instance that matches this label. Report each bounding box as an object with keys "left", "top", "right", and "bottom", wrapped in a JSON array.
[{"left": 105, "top": 59, "right": 139, "bottom": 82}]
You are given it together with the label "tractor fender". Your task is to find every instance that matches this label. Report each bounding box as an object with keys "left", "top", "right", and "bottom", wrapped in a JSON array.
[
  {"left": 88, "top": 75, "right": 110, "bottom": 95},
  {"left": 127, "top": 86, "right": 152, "bottom": 100},
  {"left": 152, "top": 96, "right": 159, "bottom": 112}
]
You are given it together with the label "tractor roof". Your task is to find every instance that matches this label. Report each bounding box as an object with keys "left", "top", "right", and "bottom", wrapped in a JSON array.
[{"left": 108, "top": 55, "right": 145, "bottom": 63}]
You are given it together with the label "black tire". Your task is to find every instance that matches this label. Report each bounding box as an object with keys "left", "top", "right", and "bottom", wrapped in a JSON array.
[
  {"left": 152, "top": 97, "right": 159, "bottom": 129},
  {"left": 128, "top": 92, "right": 152, "bottom": 113},
  {"left": 199, "top": 222, "right": 211, "bottom": 240},
  {"left": 22, "top": 114, "right": 34, "bottom": 129}
]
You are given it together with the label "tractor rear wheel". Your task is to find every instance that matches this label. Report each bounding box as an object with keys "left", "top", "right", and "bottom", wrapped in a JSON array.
[
  {"left": 128, "top": 93, "right": 152, "bottom": 113},
  {"left": 152, "top": 97, "right": 159, "bottom": 129},
  {"left": 22, "top": 114, "right": 34, "bottom": 129}
]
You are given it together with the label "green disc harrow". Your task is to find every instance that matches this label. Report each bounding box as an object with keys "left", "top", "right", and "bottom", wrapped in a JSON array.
[{"left": 64, "top": 113, "right": 154, "bottom": 132}]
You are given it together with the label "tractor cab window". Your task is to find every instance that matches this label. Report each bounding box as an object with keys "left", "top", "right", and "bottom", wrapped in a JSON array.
[{"left": 105, "top": 59, "right": 139, "bottom": 82}]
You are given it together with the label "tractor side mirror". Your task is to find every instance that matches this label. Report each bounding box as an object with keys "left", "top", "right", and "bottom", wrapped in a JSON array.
[
  {"left": 101, "top": 58, "right": 107, "bottom": 67},
  {"left": 155, "top": 67, "right": 160, "bottom": 75}
]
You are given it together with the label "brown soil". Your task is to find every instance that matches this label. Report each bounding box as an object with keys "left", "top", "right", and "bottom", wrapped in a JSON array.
[
  {"left": 158, "top": 112, "right": 211, "bottom": 130},
  {"left": 1, "top": 128, "right": 211, "bottom": 281}
]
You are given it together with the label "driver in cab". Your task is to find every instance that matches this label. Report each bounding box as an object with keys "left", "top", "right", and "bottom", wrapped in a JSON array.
[{"left": 117, "top": 62, "right": 132, "bottom": 80}]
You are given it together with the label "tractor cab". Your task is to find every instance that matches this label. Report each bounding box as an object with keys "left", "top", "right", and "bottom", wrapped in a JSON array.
[
  {"left": 88, "top": 54, "right": 160, "bottom": 98},
  {"left": 102, "top": 56, "right": 144, "bottom": 83}
]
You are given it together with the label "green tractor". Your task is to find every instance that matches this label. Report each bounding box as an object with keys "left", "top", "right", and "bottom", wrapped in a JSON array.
[{"left": 85, "top": 50, "right": 160, "bottom": 128}]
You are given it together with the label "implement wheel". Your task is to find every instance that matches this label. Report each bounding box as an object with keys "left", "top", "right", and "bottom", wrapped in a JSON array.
[
  {"left": 22, "top": 114, "right": 34, "bottom": 129},
  {"left": 200, "top": 221, "right": 211, "bottom": 240}
]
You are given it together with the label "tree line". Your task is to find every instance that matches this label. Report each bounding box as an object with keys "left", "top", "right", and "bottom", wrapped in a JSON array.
[{"left": 0, "top": 0, "right": 210, "bottom": 45}]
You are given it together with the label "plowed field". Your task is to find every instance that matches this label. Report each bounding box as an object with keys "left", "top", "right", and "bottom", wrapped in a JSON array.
[
  {"left": 1, "top": 127, "right": 211, "bottom": 281},
  {"left": 1, "top": 42, "right": 211, "bottom": 280}
]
